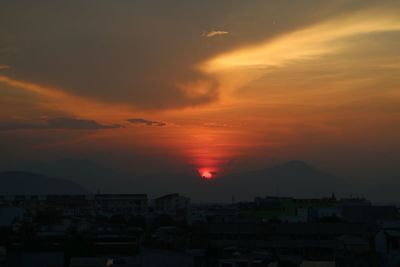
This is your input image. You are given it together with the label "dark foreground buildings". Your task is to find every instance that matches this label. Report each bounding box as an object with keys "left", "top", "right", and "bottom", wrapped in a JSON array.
[{"left": 0, "top": 193, "right": 399, "bottom": 266}]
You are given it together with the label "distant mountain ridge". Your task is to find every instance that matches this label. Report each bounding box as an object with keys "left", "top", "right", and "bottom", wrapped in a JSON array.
[
  {"left": 0, "top": 171, "right": 90, "bottom": 195},
  {"left": 206, "top": 160, "right": 348, "bottom": 200},
  {"left": 0, "top": 160, "right": 350, "bottom": 201}
]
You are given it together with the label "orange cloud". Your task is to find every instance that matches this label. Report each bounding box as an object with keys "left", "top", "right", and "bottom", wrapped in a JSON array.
[
  {"left": 0, "top": 76, "right": 136, "bottom": 122},
  {"left": 202, "top": 11, "right": 400, "bottom": 72}
]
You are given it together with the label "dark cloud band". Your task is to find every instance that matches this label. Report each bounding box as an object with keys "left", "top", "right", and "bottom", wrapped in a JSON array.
[
  {"left": 0, "top": 118, "right": 121, "bottom": 131},
  {"left": 127, "top": 118, "right": 166, "bottom": 127}
]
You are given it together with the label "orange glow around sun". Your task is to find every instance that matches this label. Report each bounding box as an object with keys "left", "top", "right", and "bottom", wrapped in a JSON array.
[{"left": 198, "top": 168, "right": 214, "bottom": 180}]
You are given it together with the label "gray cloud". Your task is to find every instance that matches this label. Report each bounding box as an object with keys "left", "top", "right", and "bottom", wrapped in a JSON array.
[
  {"left": 0, "top": 117, "right": 121, "bottom": 131},
  {"left": 127, "top": 118, "right": 166, "bottom": 127}
]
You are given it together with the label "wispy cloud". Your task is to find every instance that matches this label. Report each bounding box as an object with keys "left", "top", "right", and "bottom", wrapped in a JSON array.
[
  {"left": 127, "top": 118, "right": 166, "bottom": 127},
  {"left": 0, "top": 117, "right": 121, "bottom": 131},
  {"left": 0, "top": 76, "right": 135, "bottom": 120},
  {"left": 198, "top": 9, "right": 400, "bottom": 106},
  {"left": 202, "top": 11, "right": 400, "bottom": 71},
  {"left": 203, "top": 30, "right": 229, "bottom": 38},
  {"left": 0, "top": 64, "right": 10, "bottom": 70}
]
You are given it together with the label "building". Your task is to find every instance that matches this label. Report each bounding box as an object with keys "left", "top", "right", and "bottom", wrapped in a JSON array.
[
  {"left": 193, "top": 223, "right": 372, "bottom": 261},
  {"left": 7, "top": 252, "right": 64, "bottom": 267},
  {"left": 375, "top": 221, "right": 400, "bottom": 267},
  {"left": 217, "top": 249, "right": 273, "bottom": 267},
  {"left": 339, "top": 198, "right": 398, "bottom": 223},
  {"left": 46, "top": 195, "right": 94, "bottom": 216},
  {"left": 0, "top": 207, "right": 24, "bottom": 229},
  {"left": 154, "top": 193, "right": 190, "bottom": 216},
  {"left": 0, "top": 195, "right": 46, "bottom": 214},
  {"left": 0, "top": 194, "right": 149, "bottom": 217},
  {"left": 95, "top": 194, "right": 148, "bottom": 216},
  {"left": 241, "top": 196, "right": 340, "bottom": 223}
]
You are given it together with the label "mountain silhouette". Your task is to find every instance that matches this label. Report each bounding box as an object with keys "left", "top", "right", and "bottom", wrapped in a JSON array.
[
  {"left": 0, "top": 160, "right": 349, "bottom": 201},
  {"left": 0, "top": 171, "right": 90, "bottom": 195},
  {"left": 206, "top": 160, "right": 348, "bottom": 201},
  {"left": 13, "top": 158, "right": 120, "bottom": 192}
]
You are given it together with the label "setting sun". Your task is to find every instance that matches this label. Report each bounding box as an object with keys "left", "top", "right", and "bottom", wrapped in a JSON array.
[{"left": 198, "top": 169, "right": 213, "bottom": 180}]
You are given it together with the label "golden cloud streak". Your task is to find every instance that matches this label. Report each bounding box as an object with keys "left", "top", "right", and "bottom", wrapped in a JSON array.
[
  {"left": 202, "top": 11, "right": 400, "bottom": 72},
  {"left": 0, "top": 76, "right": 135, "bottom": 121}
]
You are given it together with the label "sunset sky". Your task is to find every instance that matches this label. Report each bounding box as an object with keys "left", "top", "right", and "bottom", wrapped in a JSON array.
[{"left": 1, "top": 1, "right": 400, "bottom": 200}]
